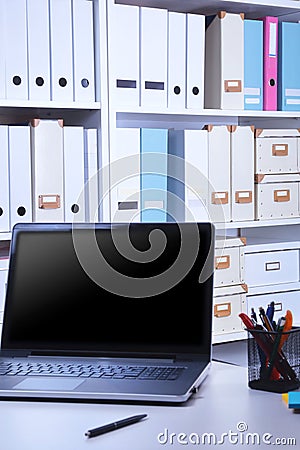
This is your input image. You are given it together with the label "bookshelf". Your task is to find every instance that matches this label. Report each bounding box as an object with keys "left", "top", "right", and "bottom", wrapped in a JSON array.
[{"left": 2, "top": 0, "right": 300, "bottom": 342}]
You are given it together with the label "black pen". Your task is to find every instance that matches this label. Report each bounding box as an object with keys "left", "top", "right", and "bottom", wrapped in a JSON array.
[{"left": 85, "top": 413, "right": 148, "bottom": 438}]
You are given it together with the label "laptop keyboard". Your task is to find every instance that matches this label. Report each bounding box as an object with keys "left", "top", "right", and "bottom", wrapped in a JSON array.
[{"left": 0, "top": 361, "right": 185, "bottom": 381}]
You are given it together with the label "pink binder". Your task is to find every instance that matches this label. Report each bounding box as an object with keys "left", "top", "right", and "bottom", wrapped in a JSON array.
[{"left": 262, "top": 16, "right": 278, "bottom": 111}]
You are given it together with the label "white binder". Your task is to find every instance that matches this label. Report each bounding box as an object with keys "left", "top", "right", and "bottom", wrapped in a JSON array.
[
  {"left": 8, "top": 126, "right": 32, "bottom": 229},
  {"left": 207, "top": 125, "right": 231, "bottom": 223},
  {"left": 84, "top": 129, "right": 99, "bottom": 222},
  {"left": 63, "top": 126, "right": 85, "bottom": 222},
  {"left": 49, "top": 0, "right": 73, "bottom": 102},
  {"left": 30, "top": 119, "right": 64, "bottom": 222},
  {"left": 108, "top": 2, "right": 139, "bottom": 108},
  {"left": 3, "top": 0, "right": 28, "bottom": 100},
  {"left": 72, "top": 0, "right": 95, "bottom": 102},
  {"left": 168, "top": 11, "right": 186, "bottom": 110},
  {"left": 168, "top": 129, "right": 209, "bottom": 222},
  {"left": 184, "top": 130, "right": 209, "bottom": 221},
  {"left": 186, "top": 13, "right": 205, "bottom": 110},
  {"left": 27, "top": 0, "right": 51, "bottom": 102},
  {"left": 231, "top": 126, "right": 255, "bottom": 222},
  {"left": 0, "top": 269, "right": 8, "bottom": 320},
  {"left": 0, "top": 126, "right": 10, "bottom": 232},
  {"left": 205, "top": 12, "right": 244, "bottom": 110},
  {"left": 110, "top": 127, "right": 140, "bottom": 223},
  {"left": 140, "top": 7, "right": 168, "bottom": 109},
  {"left": 0, "top": 3, "right": 6, "bottom": 99}
]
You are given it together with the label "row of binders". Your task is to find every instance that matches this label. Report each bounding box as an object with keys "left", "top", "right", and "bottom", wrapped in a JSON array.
[
  {"left": 108, "top": 3, "right": 205, "bottom": 111},
  {"left": 0, "top": 120, "right": 99, "bottom": 233},
  {"left": 109, "top": 3, "right": 300, "bottom": 112},
  {"left": 0, "top": 0, "right": 95, "bottom": 103},
  {"left": 110, "top": 126, "right": 255, "bottom": 224},
  {"left": 111, "top": 126, "right": 300, "bottom": 224},
  {"left": 220, "top": 14, "right": 300, "bottom": 111}
]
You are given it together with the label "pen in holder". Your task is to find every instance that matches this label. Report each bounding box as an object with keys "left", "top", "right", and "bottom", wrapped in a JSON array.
[{"left": 247, "top": 327, "right": 300, "bottom": 393}]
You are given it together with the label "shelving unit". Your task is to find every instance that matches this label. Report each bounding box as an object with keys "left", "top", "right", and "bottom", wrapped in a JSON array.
[
  {"left": 0, "top": 0, "right": 108, "bottom": 237},
  {"left": 1, "top": 0, "right": 300, "bottom": 341}
]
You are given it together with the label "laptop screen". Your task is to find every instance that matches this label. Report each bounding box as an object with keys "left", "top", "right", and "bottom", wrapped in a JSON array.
[{"left": 1, "top": 222, "right": 214, "bottom": 357}]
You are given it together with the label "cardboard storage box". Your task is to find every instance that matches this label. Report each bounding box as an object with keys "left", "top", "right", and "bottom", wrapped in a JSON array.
[
  {"left": 214, "top": 236, "right": 246, "bottom": 287},
  {"left": 245, "top": 248, "right": 299, "bottom": 287},
  {"left": 213, "top": 284, "right": 247, "bottom": 341},
  {"left": 255, "top": 128, "right": 300, "bottom": 175}
]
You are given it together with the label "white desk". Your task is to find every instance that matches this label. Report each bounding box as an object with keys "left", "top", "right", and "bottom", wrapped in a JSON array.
[{"left": 0, "top": 361, "right": 298, "bottom": 450}]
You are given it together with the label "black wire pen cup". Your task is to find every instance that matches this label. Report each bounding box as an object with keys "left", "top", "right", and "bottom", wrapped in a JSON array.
[{"left": 247, "top": 327, "right": 300, "bottom": 393}]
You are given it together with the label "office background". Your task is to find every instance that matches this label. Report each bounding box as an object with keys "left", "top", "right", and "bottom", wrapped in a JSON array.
[{"left": 0, "top": 1, "right": 300, "bottom": 448}]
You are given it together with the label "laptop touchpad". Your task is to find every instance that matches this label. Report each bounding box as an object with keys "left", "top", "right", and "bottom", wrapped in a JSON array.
[{"left": 12, "top": 378, "right": 85, "bottom": 391}]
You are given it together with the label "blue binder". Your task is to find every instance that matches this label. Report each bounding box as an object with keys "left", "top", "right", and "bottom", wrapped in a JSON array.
[
  {"left": 140, "top": 128, "right": 168, "bottom": 222},
  {"left": 167, "top": 130, "right": 185, "bottom": 222},
  {"left": 278, "top": 22, "right": 300, "bottom": 111},
  {"left": 244, "top": 19, "right": 263, "bottom": 110}
]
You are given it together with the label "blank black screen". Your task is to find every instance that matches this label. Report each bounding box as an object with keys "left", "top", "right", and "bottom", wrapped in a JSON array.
[{"left": 2, "top": 223, "right": 214, "bottom": 356}]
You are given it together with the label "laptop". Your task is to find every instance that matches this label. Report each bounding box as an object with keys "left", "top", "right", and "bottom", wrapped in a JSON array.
[{"left": 0, "top": 221, "right": 215, "bottom": 403}]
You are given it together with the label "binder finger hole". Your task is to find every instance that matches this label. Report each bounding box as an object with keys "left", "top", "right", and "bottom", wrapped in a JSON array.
[
  {"left": 17, "top": 207, "right": 26, "bottom": 217},
  {"left": 36, "top": 77, "right": 44, "bottom": 87},
  {"left": 59, "top": 77, "right": 67, "bottom": 87},
  {"left": 174, "top": 86, "right": 181, "bottom": 95},
  {"left": 269, "top": 79, "right": 276, "bottom": 87},
  {"left": 192, "top": 86, "right": 199, "bottom": 95},
  {"left": 71, "top": 204, "right": 80, "bottom": 214},
  {"left": 13, "top": 76, "right": 22, "bottom": 86},
  {"left": 0, "top": 208, "right": 3, "bottom": 216},
  {"left": 81, "top": 78, "right": 89, "bottom": 88}
]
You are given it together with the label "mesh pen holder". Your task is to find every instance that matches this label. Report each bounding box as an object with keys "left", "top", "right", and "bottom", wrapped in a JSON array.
[{"left": 247, "top": 327, "right": 300, "bottom": 393}]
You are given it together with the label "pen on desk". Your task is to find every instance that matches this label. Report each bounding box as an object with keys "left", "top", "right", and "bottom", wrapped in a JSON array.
[{"left": 85, "top": 414, "right": 148, "bottom": 439}]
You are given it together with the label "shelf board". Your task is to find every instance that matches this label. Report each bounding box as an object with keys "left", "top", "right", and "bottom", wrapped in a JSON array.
[
  {"left": 116, "top": 0, "right": 300, "bottom": 18},
  {"left": 0, "top": 100, "right": 101, "bottom": 110},
  {"left": 247, "top": 281, "right": 300, "bottom": 296},
  {"left": 245, "top": 238, "right": 300, "bottom": 251},
  {"left": 0, "top": 233, "right": 11, "bottom": 242},
  {"left": 116, "top": 108, "right": 300, "bottom": 121},
  {"left": 215, "top": 217, "right": 300, "bottom": 229},
  {"left": 213, "top": 331, "right": 246, "bottom": 344}
]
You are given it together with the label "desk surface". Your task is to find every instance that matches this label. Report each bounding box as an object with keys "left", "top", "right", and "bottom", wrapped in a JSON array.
[{"left": 0, "top": 361, "right": 298, "bottom": 450}]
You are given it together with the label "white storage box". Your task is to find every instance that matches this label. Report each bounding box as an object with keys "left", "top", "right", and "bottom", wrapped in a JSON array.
[
  {"left": 245, "top": 249, "right": 299, "bottom": 287},
  {"left": 0, "top": 269, "right": 8, "bottom": 316},
  {"left": 255, "top": 180, "right": 299, "bottom": 220},
  {"left": 214, "top": 236, "right": 246, "bottom": 287},
  {"left": 247, "top": 289, "right": 300, "bottom": 326},
  {"left": 213, "top": 284, "right": 247, "bottom": 337},
  {"left": 255, "top": 128, "right": 300, "bottom": 175}
]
